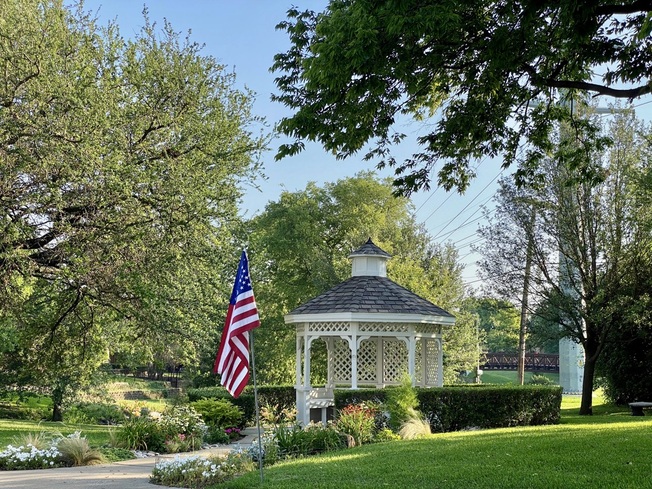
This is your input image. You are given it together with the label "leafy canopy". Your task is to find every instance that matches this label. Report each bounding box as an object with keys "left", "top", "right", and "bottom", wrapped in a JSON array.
[
  {"left": 0, "top": 0, "right": 266, "bottom": 415},
  {"left": 272, "top": 0, "right": 652, "bottom": 194}
]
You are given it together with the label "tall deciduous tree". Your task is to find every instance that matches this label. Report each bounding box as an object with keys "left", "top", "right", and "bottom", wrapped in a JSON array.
[
  {"left": 477, "top": 108, "right": 651, "bottom": 414},
  {"left": 465, "top": 298, "right": 520, "bottom": 353},
  {"left": 246, "top": 173, "right": 476, "bottom": 384},
  {"left": 0, "top": 0, "right": 266, "bottom": 418},
  {"left": 272, "top": 1, "right": 652, "bottom": 194}
]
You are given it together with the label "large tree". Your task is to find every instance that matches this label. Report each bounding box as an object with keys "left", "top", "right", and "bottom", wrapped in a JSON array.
[
  {"left": 272, "top": 1, "right": 652, "bottom": 194},
  {"left": 246, "top": 173, "right": 477, "bottom": 384},
  {"left": 0, "top": 0, "right": 265, "bottom": 418},
  {"left": 465, "top": 297, "right": 520, "bottom": 353},
  {"left": 477, "top": 109, "right": 652, "bottom": 414}
]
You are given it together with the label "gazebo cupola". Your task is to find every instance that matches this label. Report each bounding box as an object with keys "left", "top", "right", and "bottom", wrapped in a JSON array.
[{"left": 285, "top": 238, "right": 456, "bottom": 426}]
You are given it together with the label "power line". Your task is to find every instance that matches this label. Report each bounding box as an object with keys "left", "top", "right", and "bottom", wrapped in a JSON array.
[
  {"left": 421, "top": 156, "right": 489, "bottom": 223},
  {"left": 432, "top": 168, "right": 504, "bottom": 241},
  {"left": 435, "top": 197, "right": 497, "bottom": 242}
]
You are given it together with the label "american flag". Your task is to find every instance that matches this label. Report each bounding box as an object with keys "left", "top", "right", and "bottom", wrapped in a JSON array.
[{"left": 213, "top": 250, "right": 260, "bottom": 398}]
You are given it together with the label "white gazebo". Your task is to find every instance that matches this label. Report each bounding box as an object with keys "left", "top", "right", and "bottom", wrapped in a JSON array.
[{"left": 285, "top": 239, "right": 456, "bottom": 425}]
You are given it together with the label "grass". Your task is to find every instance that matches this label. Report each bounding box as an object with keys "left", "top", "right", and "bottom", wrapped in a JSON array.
[
  {"left": 0, "top": 420, "right": 115, "bottom": 449},
  {"left": 479, "top": 370, "right": 560, "bottom": 385},
  {"left": 220, "top": 392, "right": 645, "bottom": 489}
]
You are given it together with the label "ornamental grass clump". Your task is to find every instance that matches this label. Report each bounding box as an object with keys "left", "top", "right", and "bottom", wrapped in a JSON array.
[
  {"left": 150, "top": 451, "right": 253, "bottom": 488},
  {"left": 56, "top": 433, "right": 105, "bottom": 466},
  {"left": 398, "top": 415, "right": 432, "bottom": 440}
]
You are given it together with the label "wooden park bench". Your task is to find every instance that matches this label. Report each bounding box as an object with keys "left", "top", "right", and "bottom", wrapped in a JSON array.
[{"left": 628, "top": 401, "right": 652, "bottom": 416}]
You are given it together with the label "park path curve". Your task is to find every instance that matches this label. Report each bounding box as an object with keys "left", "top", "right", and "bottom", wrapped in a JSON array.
[{"left": 0, "top": 431, "right": 256, "bottom": 489}]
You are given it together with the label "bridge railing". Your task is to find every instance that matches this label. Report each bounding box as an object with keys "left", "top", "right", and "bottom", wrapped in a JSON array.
[{"left": 482, "top": 352, "right": 559, "bottom": 372}]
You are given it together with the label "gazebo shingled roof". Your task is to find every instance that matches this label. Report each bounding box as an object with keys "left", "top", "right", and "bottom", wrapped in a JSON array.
[
  {"left": 288, "top": 275, "right": 454, "bottom": 316},
  {"left": 348, "top": 237, "right": 392, "bottom": 258}
]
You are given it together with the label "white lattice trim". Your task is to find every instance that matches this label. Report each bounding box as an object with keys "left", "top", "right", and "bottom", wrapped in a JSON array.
[
  {"left": 357, "top": 339, "right": 377, "bottom": 383},
  {"left": 383, "top": 339, "right": 408, "bottom": 384},
  {"left": 309, "top": 322, "right": 350, "bottom": 333},
  {"left": 414, "top": 340, "right": 423, "bottom": 385},
  {"left": 331, "top": 338, "right": 351, "bottom": 383},
  {"left": 425, "top": 339, "right": 440, "bottom": 385},
  {"left": 415, "top": 325, "right": 442, "bottom": 335},
  {"left": 359, "top": 322, "right": 409, "bottom": 333}
]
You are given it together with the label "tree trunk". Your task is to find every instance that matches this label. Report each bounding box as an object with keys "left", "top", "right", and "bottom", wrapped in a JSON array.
[
  {"left": 579, "top": 347, "right": 597, "bottom": 415},
  {"left": 52, "top": 386, "right": 64, "bottom": 422}
]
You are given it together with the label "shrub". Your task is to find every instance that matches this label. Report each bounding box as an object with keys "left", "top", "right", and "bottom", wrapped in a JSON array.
[
  {"left": 302, "top": 423, "right": 344, "bottom": 453},
  {"left": 270, "top": 423, "right": 342, "bottom": 458},
  {"left": 190, "top": 398, "right": 243, "bottom": 428},
  {"left": 335, "top": 403, "right": 377, "bottom": 446},
  {"left": 374, "top": 428, "right": 401, "bottom": 442},
  {"left": 273, "top": 424, "right": 309, "bottom": 457},
  {"left": 260, "top": 402, "right": 297, "bottom": 425},
  {"left": 187, "top": 385, "right": 295, "bottom": 426},
  {"left": 418, "top": 385, "right": 562, "bottom": 432},
  {"left": 116, "top": 405, "right": 207, "bottom": 453},
  {"left": 204, "top": 425, "right": 230, "bottom": 445},
  {"left": 385, "top": 373, "right": 420, "bottom": 431},
  {"left": 527, "top": 374, "right": 556, "bottom": 386},
  {"left": 98, "top": 447, "right": 135, "bottom": 462},
  {"left": 335, "top": 385, "right": 561, "bottom": 433},
  {"left": 116, "top": 416, "right": 165, "bottom": 452},
  {"left": 65, "top": 402, "right": 127, "bottom": 425},
  {"left": 159, "top": 405, "right": 207, "bottom": 451}
]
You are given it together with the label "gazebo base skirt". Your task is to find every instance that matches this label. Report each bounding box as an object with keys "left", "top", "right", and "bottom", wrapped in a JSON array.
[{"left": 297, "top": 386, "right": 335, "bottom": 426}]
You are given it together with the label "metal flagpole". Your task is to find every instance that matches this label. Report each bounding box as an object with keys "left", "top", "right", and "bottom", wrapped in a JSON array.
[{"left": 249, "top": 328, "right": 264, "bottom": 482}]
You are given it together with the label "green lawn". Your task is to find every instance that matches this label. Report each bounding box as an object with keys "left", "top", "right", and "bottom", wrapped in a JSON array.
[
  {"left": 0, "top": 419, "right": 114, "bottom": 448},
  {"left": 479, "top": 370, "right": 559, "bottom": 385},
  {"left": 221, "top": 392, "right": 644, "bottom": 489}
]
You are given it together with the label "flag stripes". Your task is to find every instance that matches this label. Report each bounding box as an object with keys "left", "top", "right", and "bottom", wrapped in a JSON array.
[{"left": 213, "top": 251, "right": 260, "bottom": 398}]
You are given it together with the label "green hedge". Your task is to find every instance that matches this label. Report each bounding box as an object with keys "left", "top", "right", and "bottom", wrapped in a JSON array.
[
  {"left": 187, "top": 385, "right": 295, "bottom": 426},
  {"left": 335, "top": 385, "right": 562, "bottom": 432}
]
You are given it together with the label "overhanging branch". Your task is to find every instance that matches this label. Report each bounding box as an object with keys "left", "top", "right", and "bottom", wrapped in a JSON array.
[
  {"left": 594, "top": 1, "right": 652, "bottom": 16},
  {"left": 544, "top": 78, "right": 652, "bottom": 99}
]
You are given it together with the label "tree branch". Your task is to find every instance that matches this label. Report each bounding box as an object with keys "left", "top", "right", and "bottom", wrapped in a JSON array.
[
  {"left": 523, "top": 63, "right": 652, "bottom": 99},
  {"left": 543, "top": 78, "right": 652, "bottom": 99},
  {"left": 594, "top": 1, "right": 652, "bottom": 16}
]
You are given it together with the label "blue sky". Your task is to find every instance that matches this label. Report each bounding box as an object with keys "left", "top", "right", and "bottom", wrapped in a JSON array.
[{"left": 80, "top": 1, "right": 652, "bottom": 290}]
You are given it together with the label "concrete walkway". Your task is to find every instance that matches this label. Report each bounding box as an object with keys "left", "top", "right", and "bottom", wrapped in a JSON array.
[{"left": 0, "top": 431, "right": 258, "bottom": 489}]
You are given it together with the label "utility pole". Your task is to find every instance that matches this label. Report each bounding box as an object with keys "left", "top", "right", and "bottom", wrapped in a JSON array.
[{"left": 517, "top": 206, "right": 535, "bottom": 385}]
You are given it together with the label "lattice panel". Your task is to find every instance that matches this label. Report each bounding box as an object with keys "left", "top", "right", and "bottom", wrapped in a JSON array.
[
  {"left": 415, "top": 325, "right": 442, "bottom": 335},
  {"left": 357, "top": 339, "right": 377, "bottom": 384},
  {"left": 309, "top": 322, "right": 350, "bottom": 333},
  {"left": 332, "top": 338, "right": 351, "bottom": 383},
  {"left": 425, "top": 339, "right": 440, "bottom": 385},
  {"left": 359, "top": 322, "right": 409, "bottom": 333},
  {"left": 414, "top": 340, "right": 423, "bottom": 384},
  {"left": 383, "top": 339, "right": 408, "bottom": 384}
]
